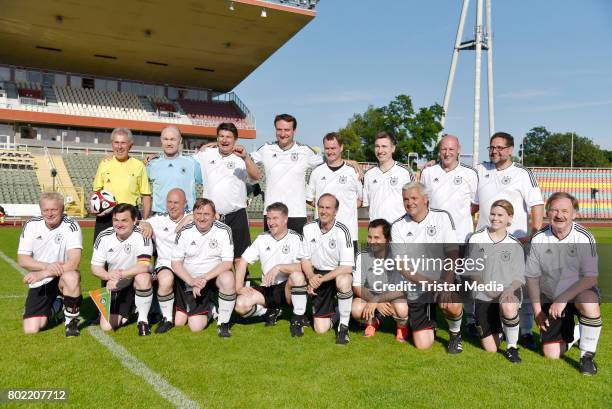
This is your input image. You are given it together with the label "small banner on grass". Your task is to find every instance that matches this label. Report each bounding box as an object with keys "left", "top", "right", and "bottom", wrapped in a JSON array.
[{"left": 89, "top": 287, "right": 111, "bottom": 322}]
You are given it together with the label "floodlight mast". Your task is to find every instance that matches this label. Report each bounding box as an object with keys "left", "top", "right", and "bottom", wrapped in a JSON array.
[{"left": 440, "top": 0, "right": 495, "bottom": 167}]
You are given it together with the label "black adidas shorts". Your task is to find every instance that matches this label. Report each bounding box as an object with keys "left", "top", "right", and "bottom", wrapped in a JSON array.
[
  {"left": 475, "top": 301, "right": 502, "bottom": 339},
  {"left": 220, "top": 208, "right": 251, "bottom": 258},
  {"left": 110, "top": 284, "right": 136, "bottom": 319},
  {"left": 540, "top": 302, "right": 577, "bottom": 345},
  {"left": 254, "top": 281, "right": 290, "bottom": 309},
  {"left": 174, "top": 277, "right": 216, "bottom": 317},
  {"left": 408, "top": 295, "right": 437, "bottom": 332},
  {"left": 312, "top": 270, "right": 336, "bottom": 318},
  {"left": 23, "top": 277, "right": 60, "bottom": 319}
]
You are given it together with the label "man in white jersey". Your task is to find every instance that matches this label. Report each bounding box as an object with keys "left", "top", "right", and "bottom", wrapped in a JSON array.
[
  {"left": 352, "top": 219, "right": 409, "bottom": 342},
  {"left": 194, "top": 122, "right": 260, "bottom": 264},
  {"left": 171, "top": 198, "right": 236, "bottom": 337},
  {"left": 526, "top": 192, "right": 601, "bottom": 375},
  {"left": 250, "top": 114, "right": 324, "bottom": 235},
  {"left": 139, "top": 188, "right": 192, "bottom": 334},
  {"left": 234, "top": 202, "right": 309, "bottom": 337},
  {"left": 420, "top": 134, "right": 479, "bottom": 335},
  {"left": 420, "top": 135, "right": 478, "bottom": 242},
  {"left": 474, "top": 132, "right": 544, "bottom": 349},
  {"left": 302, "top": 194, "right": 354, "bottom": 344},
  {"left": 18, "top": 192, "right": 83, "bottom": 337},
  {"left": 391, "top": 182, "right": 464, "bottom": 353},
  {"left": 306, "top": 132, "right": 362, "bottom": 249},
  {"left": 363, "top": 131, "right": 415, "bottom": 223},
  {"left": 91, "top": 204, "right": 154, "bottom": 335}
]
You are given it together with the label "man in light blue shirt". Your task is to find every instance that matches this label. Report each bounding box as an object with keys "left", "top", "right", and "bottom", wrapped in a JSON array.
[{"left": 147, "top": 126, "right": 203, "bottom": 214}]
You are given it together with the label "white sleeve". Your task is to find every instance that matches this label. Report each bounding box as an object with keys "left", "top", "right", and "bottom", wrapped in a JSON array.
[
  {"left": 362, "top": 175, "right": 370, "bottom": 208},
  {"left": 250, "top": 146, "right": 263, "bottom": 164},
  {"left": 241, "top": 237, "right": 260, "bottom": 264},
  {"left": 524, "top": 170, "right": 544, "bottom": 207},
  {"left": 171, "top": 232, "right": 187, "bottom": 261},
  {"left": 355, "top": 173, "right": 363, "bottom": 201},
  {"left": 17, "top": 222, "right": 34, "bottom": 255},
  {"left": 525, "top": 242, "right": 542, "bottom": 278},
  {"left": 305, "top": 169, "right": 316, "bottom": 202},
  {"left": 338, "top": 228, "right": 355, "bottom": 267},
  {"left": 468, "top": 170, "right": 478, "bottom": 203},
  {"left": 420, "top": 168, "right": 430, "bottom": 189},
  {"left": 220, "top": 229, "right": 234, "bottom": 262},
  {"left": 301, "top": 228, "right": 313, "bottom": 260},
  {"left": 137, "top": 233, "right": 154, "bottom": 259},
  {"left": 442, "top": 213, "right": 457, "bottom": 243},
  {"left": 91, "top": 237, "right": 108, "bottom": 266},
  {"left": 307, "top": 148, "right": 324, "bottom": 169},
  {"left": 66, "top": 222, "right": 83, "bottom": 250},
  {"left": 579, "top": 238, "right": 598, "bottom": 277},
  {"left": 511, "top": 243, "right": 526, "bottom": 285}
]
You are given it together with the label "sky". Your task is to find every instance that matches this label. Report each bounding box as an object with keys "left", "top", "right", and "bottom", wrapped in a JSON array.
[{"left": 234, "top": 0, "right": 612, "bottom": 162}]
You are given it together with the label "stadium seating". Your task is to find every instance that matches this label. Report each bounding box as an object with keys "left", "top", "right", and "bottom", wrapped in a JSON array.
[
  {"left": 0, "top": 150, "right": 35, "bottom": 169},
  {"left": 0, "top": 168, "right": 41, "bottom": 204},
  {"left": 531, "top": 167, "right": 612, "bottom": 219},
  {"left": 178, "top": 99, "right": 251, "bottom": 129},
  {"left": 62, "top": 154, "right": 104, "bottom": 196}
]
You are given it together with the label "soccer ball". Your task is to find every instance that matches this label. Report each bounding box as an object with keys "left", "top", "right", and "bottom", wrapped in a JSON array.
[{"left": 90, "top": 190, "right": 117, "bottom": 216}]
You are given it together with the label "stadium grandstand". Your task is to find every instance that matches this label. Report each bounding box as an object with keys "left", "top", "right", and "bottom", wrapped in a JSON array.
[{"left": 0, "top": 0, "right": 317, "bottom": 217}]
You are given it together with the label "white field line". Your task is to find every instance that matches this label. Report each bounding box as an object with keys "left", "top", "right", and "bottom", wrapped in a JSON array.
[
  {"left": 0, "top": 294, "right": 23, "bottom": 299},
  {"left": 0, "top": 249, "right": 200, "bottom": 409}
]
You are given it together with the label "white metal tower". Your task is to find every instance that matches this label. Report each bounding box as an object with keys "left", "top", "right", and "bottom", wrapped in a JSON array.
[{"left": 440, "top": 0, "right": 494, "bottom": 166}]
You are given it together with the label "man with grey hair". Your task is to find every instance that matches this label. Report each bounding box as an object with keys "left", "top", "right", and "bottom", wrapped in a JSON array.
[
  {"left": 92, "top": 127, "right": 152, "bottom": 242},
  {"left": 391, "top": 182, "right": 464, "bottom": 353},
  {"left": 18, "top": 192, "right": 83, "bottom": 337},
  {"left": 146, "top": 126, "right": 202, "bottom": 215}
]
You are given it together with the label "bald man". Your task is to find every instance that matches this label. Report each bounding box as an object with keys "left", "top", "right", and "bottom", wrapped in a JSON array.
[
  {"left": 140, "top": 188, "right": 192, "bottom": 333},
  {"left": 147, "top": 126, "right": 202, "bottom": 215}
]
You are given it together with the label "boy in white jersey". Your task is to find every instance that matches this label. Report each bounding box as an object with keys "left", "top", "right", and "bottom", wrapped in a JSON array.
[
  {"left": 91, "top": 204, "right": 154, "bottom": 335},
  {"left": 474, "top": 132, "right": 544, "bottom": 350},
  {"left": 391, "top": 182, "right": 464, "bottom": 353},
  {"left": 363, "top": 131, "right": 415, "bottom": 223},
  {"left": 171, "top": 198, "right": 236, "bottom": 337},
  {"left": 306, "top": 132, "right": 362, "bottom": 249},
  {"left": 466, "top": 200, "right": 525, "bottom": 363},
  {"left": 302, "top": 194, "right": 354, "bottom": 344},
  {"left": 526, "top": 192, "right": 601, "bottom": 375},
  {"left": 234, "top": 202, "right": 309, "bottom": 337},
  {"left": 18, "top": 192, "right": 83, "bottom": 337},
  {"left": 352, "top": 219, "right": 409, "bottom": 342},
  {"left": 194, "top": 123, "right": 259, "bottom": 264},
  {"left": 139, "top": 188, "right": 192, "bottom": 334}
]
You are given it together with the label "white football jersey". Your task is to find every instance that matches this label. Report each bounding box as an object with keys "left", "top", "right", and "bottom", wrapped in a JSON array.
[
  {"left": 18, "top": 216, "right": 83, "bottom": 288},
  {"left": 241, "top": 230, "right": 305, "bottom": 285},
  {"left": 250, "top": 141, "right": 323, "bottom": 217},
  {"left": 474, "top": 162, "right": 543, "bottom": 238},
  {"left": 146, "top": 212, "right": 189, "bottom": 270},
  {"left": 194, "top": 147, "right": 248, "bottom": 214},
  {"left": 420, "top": 162, "right": 478, "bottom": 242},
  {"left": 91, "top": 226, "right": 153, "bottom": 290},
  {"left": 306, "top": 162, "right": 363, "bottom": 240},
  {"left": 171, "top": 221, "right": 234, "bottom": 279},
  {"left": 466, "top": 228, "right": 526, "bottom": 301},
  {"left": 363, "top": 162, "right": 415, "bottom": 223},
  {"left": 526, "top": 223, "right": 598, "bottom": 300},
  {"left": 302, "top": 220, "right": 354, "bottom": 271}
]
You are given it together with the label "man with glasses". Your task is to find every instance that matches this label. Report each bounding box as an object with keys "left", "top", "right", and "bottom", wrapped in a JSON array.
[{"left": 474, "top": 132, "right": 544, "bottom": 349}]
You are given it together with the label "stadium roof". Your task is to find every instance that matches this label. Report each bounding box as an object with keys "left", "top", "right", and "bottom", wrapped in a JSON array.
[{"left": 0, "top": 0, "right": 315, "bottom": 92}]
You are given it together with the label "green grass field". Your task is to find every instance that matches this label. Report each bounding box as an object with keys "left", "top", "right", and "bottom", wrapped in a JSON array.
[{"left": 0, "top": 226, "right": 610, "bottom": 408}]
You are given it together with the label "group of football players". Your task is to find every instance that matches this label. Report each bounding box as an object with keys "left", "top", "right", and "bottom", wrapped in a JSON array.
[{"left": 18, "top": 114, "right": 602, "bottom": 375}]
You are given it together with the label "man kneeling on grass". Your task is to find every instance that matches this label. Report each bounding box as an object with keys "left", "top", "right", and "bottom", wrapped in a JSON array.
[
  {"left": 19, "top": 192, "right": 83, "bottom": 337},
  {"left": 234, "top": 202, "right": 308, "bottom": 337},
  {"left": 171, "top": 198, "right": 236, "bottom": 337},
  {"left": 91, "top": 204, "right": 154, "bottom": 335}
]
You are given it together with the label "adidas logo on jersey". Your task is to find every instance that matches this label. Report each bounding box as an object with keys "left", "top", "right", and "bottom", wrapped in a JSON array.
[
  {"left": 373, "top": 179, "right": 378, "bottom": 183},
  {"left": 168, "top": 163, "right": 174, "bottom": 167},
  {"left": 434, "top": 178, "right": 439, "bottom": 182},
  {"left": 265, "top": 246, "right": 271, "bottom": 251},
  {"left": 310, "top": 238, "right": 316, "bottom": 243},
  {"left": 321, "top": 176, "right": 326, "bottom": 180},
  {"left": 108, "top": 248, "right": 114, "bottom": 253},
  {"left": 210, "top": 160, "right": 216, "bottom": 164},
  {"left": 272, "top": 154, "right": 277, "bottom": 158},
  {"left": 485, "top": 174, "right": 490, "bottom": 178},
  {"left": 163, "top": 227, "right": 169, "bottom": 232},
  {"left": 406, "top": 232, "right": 413, "bottom": 236},
  {"left": 36, "top": 235, "right": 43, "bottom": 240},
  {"left": 191, "top": 241, "right": 197, "bottom": 246}
]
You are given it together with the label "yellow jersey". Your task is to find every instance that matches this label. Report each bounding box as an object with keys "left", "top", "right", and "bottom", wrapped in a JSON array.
[{"left": 93, "top": 156, "right": 151, "bottom": 206}]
